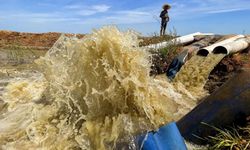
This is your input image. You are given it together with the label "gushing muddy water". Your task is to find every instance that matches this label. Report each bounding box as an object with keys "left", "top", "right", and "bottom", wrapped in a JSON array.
[
  {"left": 174, "top": 54, "right": 226, "bottom": 98},
  {"left": 0, "top": 27, "right": 225, "bottom": 150}
]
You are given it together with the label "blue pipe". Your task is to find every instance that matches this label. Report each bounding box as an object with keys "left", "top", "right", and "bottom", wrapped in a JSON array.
[{"left": 138, "top": 122, "right": 187, "bottom": 150}]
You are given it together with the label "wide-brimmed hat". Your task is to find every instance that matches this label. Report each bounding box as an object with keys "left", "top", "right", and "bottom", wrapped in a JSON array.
[{"left": 162, "top": 4, "right": 171, "bottom": 10}]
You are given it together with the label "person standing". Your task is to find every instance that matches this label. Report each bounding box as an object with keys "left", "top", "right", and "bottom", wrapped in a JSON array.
[{"left": 160, "top": 4, "right": 171, "bottom": 36}]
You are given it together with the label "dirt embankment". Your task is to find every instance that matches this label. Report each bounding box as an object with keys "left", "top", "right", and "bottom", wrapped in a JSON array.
[
  {"left": 142, "top": 34, "right": 250, "bottom": 94},
  {"left": 0, "top": 31, "right": 85, "bottom": 66},
  {"left": 205, "top": 47, "right": 250, "bottom": 93},
  {"left": 0, "top": 30, "right": 249, "bottom": 93},
  {"left": 0, "top": 30, "right": 84, "bottom": 50}
]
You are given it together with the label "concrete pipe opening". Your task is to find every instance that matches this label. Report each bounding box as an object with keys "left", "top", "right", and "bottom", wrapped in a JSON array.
[
  {"left": 196, "top": 49, "right": 209, "bottom": 56},
  {"left": 213, "top": 46, "right": 228, "bottom": 54}
]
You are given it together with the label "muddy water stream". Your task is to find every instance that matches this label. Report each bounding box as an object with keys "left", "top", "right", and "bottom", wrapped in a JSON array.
[{"left": 174, "top": 54, "right": 226, "bottom": 99}]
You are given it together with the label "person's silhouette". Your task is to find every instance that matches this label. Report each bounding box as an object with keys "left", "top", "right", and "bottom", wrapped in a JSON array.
[{"left": 160, "top": 4, "right": 171, "bottom": 36}]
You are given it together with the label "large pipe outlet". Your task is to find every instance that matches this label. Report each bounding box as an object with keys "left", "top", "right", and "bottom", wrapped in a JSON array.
[
  {"left": 145, "top": 32, "right": 214, "bottom": 50},
  {"left": 213, "top": 38, "right": 249, "bottom": 55},
  {"left": 177, "top": 69, "right": 250, "bottom": 145},
  {"left": 196, "top": 35, "right": 245, "bottom": 56}
]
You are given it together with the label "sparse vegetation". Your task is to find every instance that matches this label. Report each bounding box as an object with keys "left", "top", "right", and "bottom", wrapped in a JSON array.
[
  {"left": 149, "top": 40, "right": 181, "bottom": 76},
  {"left": 142, "top": 31, "right": 182, "bottom": 76},
  {"left": 5, "top": 48, "right": 46, "bottom": 65},
  {"left": 139, "top": 34, "right": 173, "bottom": 47},
  {"left": 204, "top": 124, "right": 250, "bottom": 150}
]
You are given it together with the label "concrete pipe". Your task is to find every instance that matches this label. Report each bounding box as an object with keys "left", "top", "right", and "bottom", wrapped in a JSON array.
[
  {"left": 196, "top": 35, "right": 245, "bottom": 56},
  {"left": 173, "top": 32, "right": 202, "bottom": 45},
  {"left": 213, "top": 38, "right": 249, "bottom": 55},
  {"left": 145, "top": 32, "right": 214, "bottom": 50}
]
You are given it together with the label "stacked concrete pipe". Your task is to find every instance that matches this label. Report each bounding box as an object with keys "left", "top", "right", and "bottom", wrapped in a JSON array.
[
  {"left": 144, "top": 32, "right": 214, "bottom": 50},
  {"left": 213, "top": 38, "right": 249, "bottom": 55},
  {"left": 197, "top": 35, "right": 249, "bottom": 56}
]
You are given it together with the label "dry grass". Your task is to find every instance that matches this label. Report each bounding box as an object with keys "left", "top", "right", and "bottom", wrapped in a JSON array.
[
  {"left": 5, "top": 48, "right": 45, "bottom": 65},
  {"left": 149, "top": 37, "right": 182, "bottom": 75},
  {"left": 206, "top": 124, "right": 250, "bottom": 150},
  {"left": 139, "top": 32, "right": 182, "bottom": 76},
  {"left": 139, "top": 34, "right": 174, "bottom": 47}
]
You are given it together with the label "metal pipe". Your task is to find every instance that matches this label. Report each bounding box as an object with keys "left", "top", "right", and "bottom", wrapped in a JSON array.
[
  {"left": 196, "top": 35, "right": 245, "bottom": 56},
  {"left": 145, "top": 32, "right": 214, "bottom": 50},
  {"left": 177, "top": 69, "right": 250, "bottom": 145},
  {"left": 213, "top": 38, "right": 249, "bottom": 55}
]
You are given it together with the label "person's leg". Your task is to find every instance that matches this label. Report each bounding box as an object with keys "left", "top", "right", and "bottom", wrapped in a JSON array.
[
  {"left": 160, "top": 21, "right": 164, "bottom": 36},
  {"left": 163, "top": 22, "right": 167, "bottom": 35}
]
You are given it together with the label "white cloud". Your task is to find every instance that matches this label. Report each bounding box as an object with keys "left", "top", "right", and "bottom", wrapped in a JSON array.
[
  {"left": 77, "top": 10, "right": 98, "bottom": 16},
  {"left": 10, "top": 13, "right": 57, "bottom": 18},
  {"left": 207, "top": 8, "right": 249, "bottom": 14},
  {"left": 169, "top": 0, "right": 250, "bottom": 18},
  {"left": 1, "top": 0, "right": 249, "bottom": 30},
  {"left": 116, "top": 10, "right": 150, "bottom": 16},
  {"left": 64, "top": 4, "right": 82, "bottom": 9},
  {"left": 65, "top": 4, "right": 111, "bottom": 16},
  {"left": 37, "top": 2, "right": 55, "bottom": 7},
  {"left": 76, "top": 9, "right": 155, "bottom": 25},
  {"left": 1, "top": 12, "right": 80, "bottom": 23},
  {"left": 31, "top": 17, "right": 81, "bottom": 23},
  {"left": 92, "top": 4, "right": 110, "bottom": 12}
]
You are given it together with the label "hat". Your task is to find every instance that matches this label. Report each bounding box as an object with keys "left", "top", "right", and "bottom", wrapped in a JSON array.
[{"left": 162, "top": 4, "right": 171, "bottom": 10}]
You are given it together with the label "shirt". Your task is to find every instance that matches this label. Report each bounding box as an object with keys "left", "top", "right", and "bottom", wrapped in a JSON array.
[{"left": 160, "top": 10, "right": 169, "bottom": 21}]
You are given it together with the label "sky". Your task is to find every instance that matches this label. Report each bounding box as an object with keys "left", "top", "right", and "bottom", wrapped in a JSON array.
[{"left": 0, "top": 0, "right": 250, "bottom": 36}]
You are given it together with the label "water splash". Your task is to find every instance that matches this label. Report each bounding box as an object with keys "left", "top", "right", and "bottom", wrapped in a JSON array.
[{"left": 0, "top": 26, "right": 224, "bottom": 150}]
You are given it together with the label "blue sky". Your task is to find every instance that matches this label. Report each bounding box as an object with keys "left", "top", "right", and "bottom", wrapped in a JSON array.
[{"left": 0, "top": 0, "right": 250, "bottom": 35}]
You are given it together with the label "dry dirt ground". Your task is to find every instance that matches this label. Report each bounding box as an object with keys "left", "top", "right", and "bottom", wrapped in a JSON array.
[{"left": 0, "top": 30, "right": 84, "bottom": 49}]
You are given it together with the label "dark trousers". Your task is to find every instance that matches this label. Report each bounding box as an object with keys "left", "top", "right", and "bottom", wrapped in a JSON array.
[{"left": 160, "top": 20, "right": 168, "bottom": 36}]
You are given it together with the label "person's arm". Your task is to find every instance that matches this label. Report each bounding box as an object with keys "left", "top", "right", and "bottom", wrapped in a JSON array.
[
  {"left": 165, "top": 13, "right": 170, "bottom": 21},
  {"left": 159, "top": 11, "right": 164, "bottom": 18}
]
